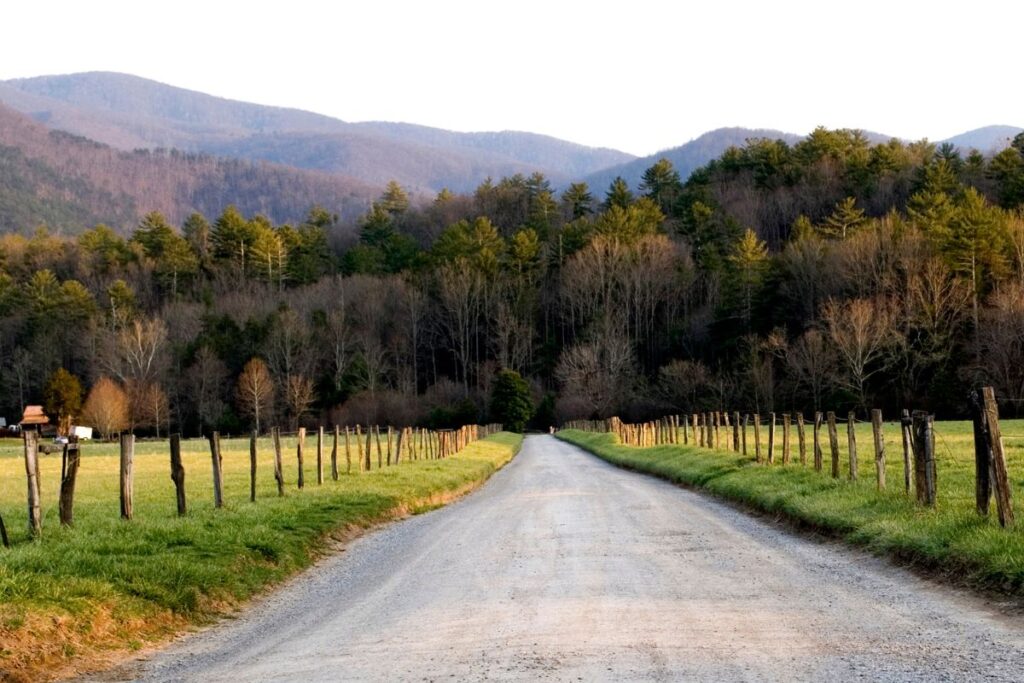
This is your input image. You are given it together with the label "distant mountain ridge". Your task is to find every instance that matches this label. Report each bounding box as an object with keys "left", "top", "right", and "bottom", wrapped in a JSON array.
[
  {"left": 0, "top": 72, "right": 634, "bottom": 193},
  {"left": 0, "top": 102, "right": 376, "bottom": 233},
  {"left": 943, "top": 125, "right": 1023, "bottom": 153},
  {"left": 583, "top": 128, "right": 804, "bottom": 194},
  {"left": 584, "top": 125, "right": 1023, "bottom": 193}
]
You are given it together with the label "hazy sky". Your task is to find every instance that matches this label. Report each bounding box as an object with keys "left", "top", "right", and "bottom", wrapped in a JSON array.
[{"left": 2, "top": 0, "right": 1020, "bottom": 156}]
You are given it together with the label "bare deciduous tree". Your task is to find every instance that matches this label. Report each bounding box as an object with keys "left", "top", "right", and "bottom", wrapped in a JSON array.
[
  {"left": 187, "top": 346, "right": 228, "bottom": 433},
  {"left": 821, "top": 297, "right": 895, "bottom": 409},
  {"left": 284, "top": 374, "right": 315, "bottom": 429},
  {"left": 975, "top": 282, "right": 1024, "bottom": 404},
  {"left": 237, "top": 357, "right": 274, "bottom": 433},
  {"left": 555, "top": 334, "right": 636, "bottom": 418},
  {"left": 101, "top": 317, "right": 168, "bottom": 387},
  {"left": 785, "top": 328, "right": 835, "bottom": 411},
  {"left": 657, "top": 359, "right": 711, "bottom": 412},
  {"left": 133, "top": 381, "right": 170, "bottom": 437},
  {"left": 81, "top": 376, "right": 129, "bottom": 440}
]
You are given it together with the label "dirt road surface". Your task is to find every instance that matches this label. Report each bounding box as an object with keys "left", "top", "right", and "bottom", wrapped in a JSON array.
[{"left": 101, "top": 435, "right": 1024, "bottom": 681}]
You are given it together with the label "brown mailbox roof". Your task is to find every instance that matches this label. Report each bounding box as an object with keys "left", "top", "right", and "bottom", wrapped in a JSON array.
[{"left": 19, "top": 405, "right": 50, "bottom": 425}]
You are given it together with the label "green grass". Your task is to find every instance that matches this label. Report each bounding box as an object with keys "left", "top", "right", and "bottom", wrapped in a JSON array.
[
  {"left": 558, "top": 419, "right": 1024, "bottom": 594},
  {"left": 0, "top": 431, "right": 522, "bottom": 680}
]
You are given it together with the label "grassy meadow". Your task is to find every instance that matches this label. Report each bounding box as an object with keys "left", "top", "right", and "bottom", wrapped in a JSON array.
[
  {"left": 0, "top": 431, "right": 522, "bottom": 681},
  {"left": 559, "top": 418, "right": 1024, "bottom": 593}
]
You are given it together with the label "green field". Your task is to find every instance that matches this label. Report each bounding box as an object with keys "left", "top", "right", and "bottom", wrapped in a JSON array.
[
  {"left": 0, "top": 431, "right": 522, "bottom": 681},
  {"left": 559, "top": 419, "right": 1024, "bottom": 593}
]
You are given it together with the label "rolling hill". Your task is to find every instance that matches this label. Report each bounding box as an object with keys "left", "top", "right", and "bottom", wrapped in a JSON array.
[
  {"left": 0, "top": 102, "right": 377, "bottom": 233},
  {"left": 583, "top": 128, "right": 803, "bottom": 194},
  {"left": 0, "top": 72, "right": 634, "bottom": 193},
  {"left": 585, "top": 125, "right": 1023, "bottom": 193},
  {"left": 943, "top": 125, "right": 1023, "bottom": 153}
]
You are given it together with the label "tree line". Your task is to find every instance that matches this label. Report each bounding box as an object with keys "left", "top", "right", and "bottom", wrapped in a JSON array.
[{"left": 2, "top": 127, "right": 1023, "bottom": 435}]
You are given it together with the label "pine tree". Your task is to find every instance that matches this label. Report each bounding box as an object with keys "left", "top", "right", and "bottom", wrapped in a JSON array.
[
  {"left": 490, "top": 369, "right": 533, "bottom": 432},
  {"left": 44, "top": 368, "right": 83, "bottom": 436},
  {"left": 603, "top": 177, "right": 635, "bottom": 210},
  {"left": 640, "top": 158, "right": 682, "bottom": 213},
  {"left": 819, "top": 197, "right": 866, "bottom": 239},
  {"left": 728, "top": 228, "right": 769, "bottom": 326}
]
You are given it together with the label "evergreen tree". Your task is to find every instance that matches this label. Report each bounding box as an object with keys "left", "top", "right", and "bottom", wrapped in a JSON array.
[
  {"left": 728, "top": 228, "right": 769, "bottom": 327},
  {"left": 819, "top": 197, "right": 866, "bottom": 239},
  {"left": 640, "top": 158, "right": 682, "bottom": 213},
  {"left": 490, "top": 369, "right": 533, "bottom": 433},
  {"left": 44, "top": 368, "right": 83, "bottom": 436},
  {"left": 603, "top": 177, "right": 635, "bottom": 210},
  {"left": 561, "top": 182, "right": 594, "bottom": 219}
]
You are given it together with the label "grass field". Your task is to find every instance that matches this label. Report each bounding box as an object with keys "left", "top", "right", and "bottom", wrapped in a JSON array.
[
  {"left": 559, "top": 419, "right": 1024, "bottom": 594},
  {"left": 0, "top": 431, "right": 522, "bottom": 681}
]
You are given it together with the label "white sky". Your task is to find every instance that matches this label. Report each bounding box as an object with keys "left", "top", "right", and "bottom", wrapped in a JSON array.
[{"left": 1, "top": 0, "right": 1020, "bottom": 156}]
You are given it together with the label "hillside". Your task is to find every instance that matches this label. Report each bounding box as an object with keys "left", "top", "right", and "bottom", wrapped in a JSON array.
[
  {"left": 0, "top": 72, "right": 634, "bottom": 192},
  {"left": 943, "top": 125, "right": 1023, "bottom": 153},
  {"left": 0, "top": 102, "right": 376, "bottom": 233},
  {"left": 586, "top": 125, "right": 1023, "bottom": 193},
  {"left": 583, "top": 127, "right": 804, "bottom": 192}
]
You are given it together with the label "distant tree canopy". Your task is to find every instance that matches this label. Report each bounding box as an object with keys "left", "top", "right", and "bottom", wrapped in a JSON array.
[
  {"left": 3, "top": 128, "right": 1024, "bottom": 436},
  {"left": 490, "top": 370, "right": 534, "bottom": 433}
]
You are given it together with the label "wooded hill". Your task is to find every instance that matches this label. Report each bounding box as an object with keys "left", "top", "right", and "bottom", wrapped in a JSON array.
[
  {"left": 0, "top": 102, "right": 377, "bottom": 232},
  {"left": 2, "top": 127, "right": 1023, "bottom": 436},
  {"left": 0, "top": 72, "right": 634, "bottom": 193}
]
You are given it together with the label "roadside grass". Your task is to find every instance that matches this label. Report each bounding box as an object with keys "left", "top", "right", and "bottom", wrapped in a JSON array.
[
  {"left": 0, "top": 431, "right": 522, "bottom": 681},
  {"left": 558, "top": 420, "right": 1024, "bottom": 593}
]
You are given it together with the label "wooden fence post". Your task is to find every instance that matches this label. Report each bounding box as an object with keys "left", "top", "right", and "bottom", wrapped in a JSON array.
[
  {"left": 363, "top": 425, "right": 372, "bottom": 471},
  {"left": 273, "top": 427, "right": 285, "bottom": 496},
  {"left": 344, "top": 426, "right": 352, "bottom": 474},
  {"left": 813, "top": 412, "right": 823, "bottom": 472},
  {"left": 317, "top": 426, "right": 324, "bottom": 485},
  {"left": 713, "top": 412, "right": 720, "bottom": 449},
  {"left": 911, "top": 411, "right": 936, "bottom": 506},
  {"left": 971, "top": 392, "right": 991, "bottom": 516},
  {"left": 782, "top": 414, "right": 791, "bottom": 465},
  {"left": 120, "top": 433, "right": 135, "bottom": 520},
  {"left": 332, "top": 425, "right": 340, "bottom": 481},
  {"left": 690, "top": 414, "right": 697, "bottom": 445},
  {"left": 209, "top": 431, "right": 224, "bottom": 508},
  {"left": 375, "top": 426, "right": 384, "bottom": 468},
  {"left": 847, "top": 411, "right": 858, "bottom": 481},
  {"left": 796, "top": 413, "right": 806, "bottom": 465},
  {"left": 387, "top": 427, "right": 394, "bottom": 465},
  {"left": 753, "top": 414, "right": 762, "bottom": 463},
  {"left": 767, "top": 412, "right": 775, "bottom": 464},
  {"left": 827, "top": 411, "right": 840, "bottom": 478},
  {"left": 59, "top": 437, "right": 82, "bottom": 526},
  {"left": 741, "top": 414, "right": 748, "bottom": 456},
  {"left": 23, "top": 430, "right": 42, "bottom": 536},
  {"left": 297, "top": 427, "right": 306, "bottom": 489},
  {"left": 871, "top": 409, "right": 885, "bottom": 490},
  {"left": 901, "top": 409, "right": 913, "bottom": 494},
  {"left": 395, "top": 428, "right": 405, "bottom": 465},
  {"left": 980, "top": 387, "right": 1014, "bottom": 527},
  {"left": 170, "top": 433, "right": 187, "bottom": 515},
  {"left": 0, "top": 511, "right": 8, "bottom": 548},
  {"left": 733, "top": 412, "right": 740, "bottom": 452},
  {"left": 244, "top": 430, "right": 256, "bottom": 502}
]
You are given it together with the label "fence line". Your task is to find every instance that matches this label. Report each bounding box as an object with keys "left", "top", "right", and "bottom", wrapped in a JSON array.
[
  {"left": 562, "top": 387, "right": 1014, "bottom": 527},
  {"left": 5, "top": 422, "right": 502, "bottom": 542}
]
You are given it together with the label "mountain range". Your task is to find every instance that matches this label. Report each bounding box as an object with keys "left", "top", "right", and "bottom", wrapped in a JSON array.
[
  {"left": 0, "top": 72, "right": 632, "bottom": 195},
  {"left": 0, "top": 101, "right": 378, "bottom": 233},
  {"left": 0, "top": 71, "right": 1019, "bottom": 234}
]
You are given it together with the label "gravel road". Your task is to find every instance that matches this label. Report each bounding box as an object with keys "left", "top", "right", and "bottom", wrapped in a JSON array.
[{"left": 104, "top": 435, "right": 1024, "bottom": 682}]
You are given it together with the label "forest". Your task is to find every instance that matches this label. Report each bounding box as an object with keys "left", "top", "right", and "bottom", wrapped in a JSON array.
[{"left": 2, "top": 127, "right": 1024, "bottom": 436}]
